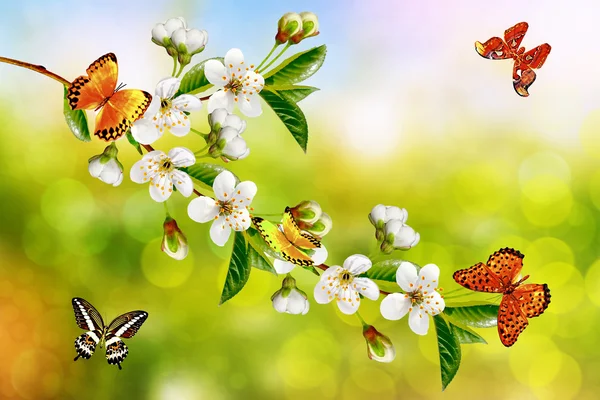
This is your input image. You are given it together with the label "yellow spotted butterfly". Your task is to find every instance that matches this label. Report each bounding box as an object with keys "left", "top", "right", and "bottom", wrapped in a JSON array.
[{"left": 252, "top": 207, "right": 321, "bottom": 266}]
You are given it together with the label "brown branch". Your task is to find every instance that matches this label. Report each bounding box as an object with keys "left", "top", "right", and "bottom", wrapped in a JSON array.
[{"left": 0, "top": 56, "right": 71, "bottom": 86}]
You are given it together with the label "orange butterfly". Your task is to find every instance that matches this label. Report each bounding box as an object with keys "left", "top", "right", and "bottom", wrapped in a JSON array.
[
  {"left": 453, "top": 248, "right": 551, "bottom": 347},
  {"left": 67, "top": 53, "right": 152, "bottom": 141},
  {"left": 475, "top": 22, "right": 551, "bottom": 97}
]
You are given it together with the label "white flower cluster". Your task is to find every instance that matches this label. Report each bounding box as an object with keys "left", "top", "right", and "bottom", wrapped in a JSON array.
[{"left": 369, "top": 204, "right": 420, "bottom": 253}]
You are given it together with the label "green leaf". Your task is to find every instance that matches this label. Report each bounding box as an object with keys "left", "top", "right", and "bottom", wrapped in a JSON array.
[
  {"left": 263, "top": 85, "right": 319, "bottom": 103},
  {"left": 219, "top": 231, "right": 251, "bottom": 305},
  {"left": 444, "top": 304, "right": 499, "bottom": 329},
  {"left": 126, "top": 132, "right": 143, "bottom": 155},
  {"left": 303, "top": 265, "right": 321, "bottom": 277},
  {"left": 434, "top": 314, "right": 462, "bottom": 391},
  {"left": 247, "top": 245, "right": 277, "bottom": 275},
  {"left": 183, "top": 163, "right": 240, "bottom": 189},
  {"left": 176, "top": 57, "right": 223, "bottom": 96},
  {"left": 364, "top": 260, "right": 421, "bottom": 282},
  {"left": 259, "top": 89, "right": 308, "bottom": 152},
  {"left": 451, "top": 323, "right": 487, "bottom": 345},
  {"left": 63, "top": 87, "right": 91, "bottom": 142},
  {"left": 264, "top": 45, "right": 327, "bottom": 85}
]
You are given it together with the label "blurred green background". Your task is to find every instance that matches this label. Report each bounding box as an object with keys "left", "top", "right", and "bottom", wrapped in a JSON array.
[{"left": 0, "top": 0, "right": 599, "bottom": 399}]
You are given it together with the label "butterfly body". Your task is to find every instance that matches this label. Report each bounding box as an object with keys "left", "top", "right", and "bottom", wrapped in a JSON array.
[
  {"left": 452, "top": 248, "right": 551, "bottom": 347},
  {"left": 72, "top": 298, "right": 148, "bottom": 369},
  {"left": 67, "top": 53, "right": 152, "bottom": 141},
  {"left": 475, "top": 22, "right": 551, "bottom": 97},
  {"left": 252, "top": 207, "right": 321, "bottom": 266}
]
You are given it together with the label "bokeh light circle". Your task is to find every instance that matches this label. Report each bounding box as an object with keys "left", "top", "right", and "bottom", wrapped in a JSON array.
[
  {"left": 520, "top": 175, "right": 573, "bottom": 227},
  {"left": 141, "top": 238, "right": 194, "bottom": 288},
  {"left": 40, "top": 179, "right": 96, "bottom": 233}
]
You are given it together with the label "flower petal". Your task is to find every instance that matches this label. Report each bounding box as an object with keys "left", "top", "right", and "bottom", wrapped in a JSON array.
[
  {"left": 224, "top": 114, "right": 245, "bottom": 132},
  {"left": 238, "top": 93, "right": 262, "bottom": 117},
  {"left": 314, "top": 266, "right": 343, "bottom": 304},
  {"left": 244, "top": 70, "right": 264, "bottom": 93},
  {"left": 353, "top": 277, "right": 380, "bottom": 301},
  {"left": 131, "top": 119, "right": 162, "bottom": 145},
  {"left": 423, "top": 291, "right": 445, "bottom": 316},
  {"left": 168, "top": 147, "right": 196, "bottom": 167},
  {"left": 187, "top": 197, "right": 220, "bottom": 223},
  {"left": 286, "top": 290, "right": 307, "bottom": 314},
  {"left": 311, "top": 246, "right": 328, "bottom": 264},
  {"left": 336, "top": 287, "right": 360, "bottom": 315},
  {"left": 380, "top": 293, "right": 411, "bottom": 320},
  {"left": 231, "top": 181, "right": 257, "bottom": 207},
  {"left": 171, "top": 170, "right": 193, "bottom": 197},
  {"left": 343, "top": 254, "right": 372, "bottom": 275},
  {"left": 130, "top": 159, "right": 152, "bottom": 183},
  {"left": 231, "top": 208, "right": 251, "bottom": 231},
  {"left": 213, "top": 171, "right": 236, "bottom": 202},
  {"left": 208, "top": 90, "right": 234, "bottom": 114},
  {"left": 418, "top": 263, "right": 441, "bottom": 293},
  {"left": 204, "top": 60, "right": 227, "bottom": 87},
  {"left": 396, "top": 261, "right": 419, "bottom": 292},
  {"left": 144, "top": 95, "right": 161, "bottom": 118},
  {"left": 224, "top": 48, "right": 245, "bottom": 74},
  {"left": 210, "top": 216, "right": 232, "bottom": 246},
  {"left": 274, "top": 259, "right": 296, "bottom": 274},
  {"left": 172, "top": 94, "right": 202, "bottom": 112},
  {"left": 155, "top": 77, "right": 181, "bottom": 99},
  {"left": 272, "top": 293, "right": 288, "bottom": 313},
  {"left": 149, "top": 174, "right": 173, "bottom": 202},
  {"left": 408, "top": 307, "right": 430, "bottom": 335}
]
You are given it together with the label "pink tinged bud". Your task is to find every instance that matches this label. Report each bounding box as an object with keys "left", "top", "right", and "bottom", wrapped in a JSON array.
[
  {"left": 307, "top": 212, "right": 332, "bottom": 238},
  {"left": 162, "top": 217, "right": 189, "bottom": 260},
  {"left": 276, "top": 12, "right": 303, "bottom": 44},
  {"left": 290, "top": 200, "right": 322, "bottom": 224},
  {"left": 363, "top": 325, "right": 396, "bottom": 363},
  {"left": 290, "top": 12, "right": 320, "bottom": 44}
]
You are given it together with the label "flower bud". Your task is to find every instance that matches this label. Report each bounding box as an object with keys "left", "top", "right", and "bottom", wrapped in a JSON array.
[
  {"left": 275, "top": 12, "right": 303, "bottom": 44},
  {"left": 88, "top": 143, "right": 124, "bottom": 187},
  {"left": 151, "top": 17, "right": 187, "bottom": 56},
  {"left": 271, "top": 275, "right": 309, "bottom": 315},
  {"left": 290, "top": 200, "right": 322, "bottom": 224},
  {"left": 369, "top": 204, "right": 408, "bottom": 241},
  {"left": 363, "top": 325, "right": 396, "bottom": 363},
  {"left": 306, "top": 212, "right": 332, "bottom": 238},
  {"left": 381, "top": 220, "right": 420, "bottom": 253},
  {"left": 172, "top": 28, "right": 209, "bottom": 66},
  {"left": 209, "top": 127, "right": 250, "bottom": 161},
  {"left": 161, "top": 216, "right": 189, "bottom": 260},
  {"left": 208, "top": 109, "right": 246, "bottom": 137},
  {"left": 290, "top": 12, "right": 320, "bottom": 44}
]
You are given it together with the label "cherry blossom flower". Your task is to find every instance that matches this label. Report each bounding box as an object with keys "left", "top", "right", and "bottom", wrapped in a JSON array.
[
  {"left": 381, "top": 220, "right": 420, "bottom": 253},
  {"left": 271, "top": 275, "right": 310, "bottom": 315},
  {"left": 314, "top": 254, "right": 379, "bottom": 315},
  {"left": 88, "top": 143, "right": 123, "bottom": 187},
  {"left": 380, "top": 262, "right": 445, "bottom": 335},
  {"left": 187, "top": 171, "right": 257, "bottom": 246},
  {"left": 131, "top": 77, "right": 202, "bottom": 145},
  {"left": 130, "top": 147, "right": 195, "bottom": 202},
  {"left": 205, "top": 49, "right": 265, "bottom": 117}
]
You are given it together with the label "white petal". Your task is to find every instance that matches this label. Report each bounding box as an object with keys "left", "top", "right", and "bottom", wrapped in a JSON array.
[
  {"left": 343, "top": 254, "right": 372, "bottom": 275},
  {"left": 311, "top": 246, "right": 328, "bottom": 264},
  {"left": 336, "top": 287, "right": 360, "bottom": 315},
  {"left": 168, "top": 147, "right": 196, "bottom": 167},
  {"left": 396, "top": 261, "right": 419, "bottom": 292},
  {"left": 223, "top": 114, "right": 245, "bottom": 132},
  {"left": 88, "top": 156, "right": 103, "bottom": 178},
  {"left": 418, "top": 263, "right": 441, "bottom": 293},
  {"left": 149, "top": 176, "right": 172, "bottom": 202},
  {"left": 231, "top": 209, "right": 251, "bottom": 231},
  {"left": 130, "top": 159, "right": 151, "bottom": 183},
  {"left": 187, "top": 197, "right": 220, "bottom": 223},
  {"left": 238, "top": 93, "right": 262, "bottom": 117},
  {"left": 224, "top": 48, "right": 245, "bottom": 73},
  {"left": 170, "top": 28, "right": 187, "bottom": 48},
  {"left": 286, "top": 290, "right": 307, "bottom": 314},
  {"left": 209, "top": 108, "right": 228, "bottom": 127},
  {"left": 380, "top": 293, "right": 411, "bottom": 320},
  {"left": 208, "top": 90, "right": 234, "bottom": 113},
  {"left": 222, "top": 136, "right": 249, "bottom": 160},
  {"left": 213, "top": 171, "right": 236, "bottom": 201},
  {"left": 163, "top": 17, "right": 186, "bottom": 35},
  {"left": 353, "top": 277, "right": 380, "bottom": 301},
  {"left": 231, "top": 181, "right": 257, "bottom": 207},
  {"left": 408, "top": 307, "right": 430, "bottom": 335},
  {"left": 171, "top": 170, "right": 193, "bottom": 197},
  {"left": 99, "top": 159, "right": 121, "bottom": 184},
  {"left": 185, "top": 29, "right": 208, "bottom": 53},
  {"left": 244, "top": 70, "right": 264, "bottom": 92},
  {"left": 172, "top": 94, "right": 202, "bottom": 112},
  {"left": 302, "top": 300, "right": 310, "bottom": 315},
  {"left": 272, "top": 293, "right": 288, "bottom": 313},
  {"left": 369, "top": 204, "right": 386, "bottom": 225},
  {"left": 274, "top": 259, "right": 295, "bottom": 274},
  {"left": 155, "top": 77, "right": 181, "bottom": 99},
  {"left": 112, "top": 172, "right": 124, "bottom": 187},
  {"left": 210, "top": 217, "right": 232, "bottom": 246},
  {"left": 144, "top": 96, "right": 161, "bottom": 118},
  {"left": 131, "top": 119, "right": 161, "bottom": 145},
  {"left": 204, "top": 60, "right": 227, "bottom": 87},
  {"left": 314, "top": 267, "right": 342, "bottom": 304},
  {"left": 423, "top": 291, "right": 445, "bottom": 316}
]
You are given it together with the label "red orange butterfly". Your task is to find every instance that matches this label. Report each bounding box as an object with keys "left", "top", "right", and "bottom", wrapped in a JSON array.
[
  {"left": 452, "top": 248, "right": 551, "bottom": 347},
  {"left": 475, "top": 22, "right": 551, "bottom": 97},
  {"left": 67, "top": 53, "right": 152, "bottom": 141}
]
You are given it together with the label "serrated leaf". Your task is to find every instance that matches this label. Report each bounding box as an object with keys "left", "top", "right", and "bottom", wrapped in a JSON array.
[
  {"left": 126, "top": 132, "right": 143, "bottom": 155},
  {"left": 247, "top": 244, "right": 277, "bottom": 275},
  {"left": 176, "top": 57, "right": 223, "bottom": 96},
  {"left": 451, "top": 323, "right": 487, "bottom": 345},
  {"left": 219, "top": 231, "right": 250, "bottom": 305},
  {"left": 364, "top": 260, "right": 421, "bottom": 282},
  {"left": 434, "top": 314, "right": 462, "bottom": 391},
  {"left": 260, "top": 89, "right": 308, "bottom": 152},
  {"left": 263, "top": 85, "right": 319, "bottom": 103},
  {"left": 183, "top": 163, "right": 240, "bottom": 189},
  {"left": 264, "top": 45, "right": 327, "bottom": 85},
  {"left": 63, "top": 87, "right": 91, "bottom": 142},
  {"left": 444, "top": 304, "right": 499, "bottom": 329}
]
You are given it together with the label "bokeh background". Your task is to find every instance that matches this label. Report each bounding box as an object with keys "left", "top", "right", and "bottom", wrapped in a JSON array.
[{"left": 0, "top": 0, "right": 599, "bottom": 398}]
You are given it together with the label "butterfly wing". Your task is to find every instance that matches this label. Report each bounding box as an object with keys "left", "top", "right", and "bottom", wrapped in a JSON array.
[
  {"left": 95, "top": 89, "right": 152, "bottom": 141},
  {"left": 252, "top": 217, "right": 313, "bottom": 266},
  {"left": 105, "top": 337, "right": 129, "bottom": 370},
  {"left": 452, "top": 262, "right": 503, "bottom": 293},
  {"left": 103, "top": 311, "right": 148, "bottom": 370},
  {"left": 514, "top": 283, "right": 551, "bottom": 318},
  {"left": 498, "top": 294, "right": 529, "bottom": 347},
  {"left": 74, "top": 331, "right": 102, "bottom": 361},
  {"left": 513, "top": 44, "right": 551, "bottom": 97},
  {"left": 504, "top": 22, "right": 529, "bottom": 53},
  {"left": 282, "top": 207, "right": 321, "bottom": 249},
  {"left": 486, "top": 247, "right": 524, "bottom": 287},
  {"left": 67, "top": 53, "right": 118, "bottom": 110},
  {"left": 72, "top": 297, "right": 105, "bottom": 331},
  {"left": 475, "top": 37, "right": 512, "bottom": 60}
]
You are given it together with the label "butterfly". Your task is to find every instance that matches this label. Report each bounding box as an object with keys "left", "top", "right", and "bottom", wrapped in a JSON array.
[
  {"left": 252, "top": 207, "right": 321, "bottom": 266},
  {"left": 66, "top": 53, "right": 152, "bottom": 141},
  {"left": 72, "top": 297, "right": 148, "bottom": 369},
  {"left": 475, "top": 22, "right": 551, "bottom": 97},
  {"left": 452, "top": 248, "right": 551, "bottom": 347}
]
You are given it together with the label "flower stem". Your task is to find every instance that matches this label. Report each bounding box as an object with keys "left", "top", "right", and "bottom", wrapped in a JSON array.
[
  {"left": 355, "top": 311, "right": 369, "bottom": 328},
  {"left": 163, "top": 201, "right": 170, "bottom": 217},
  {"left": 190, "top": 127, "right": 209, "bottom": 140},
  {"left": 256, "top": 43, "right": 280, "bottom": 72},
  {"left": 175, "top": 63, "right": 186, "bottom": 78},
  {"left": 171, "top": 56, "right": 178, "bottom": 77},
  {"left": 0, "top": 56, "right": 70, "bottom": 86},
  {"left": 259, "top": 42, "right": 291, "bottom": 74}
]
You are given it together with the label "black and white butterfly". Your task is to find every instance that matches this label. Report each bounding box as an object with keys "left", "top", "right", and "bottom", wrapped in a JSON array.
[{"left": 72, "top": 297, "right": 148, "bottom": 370}]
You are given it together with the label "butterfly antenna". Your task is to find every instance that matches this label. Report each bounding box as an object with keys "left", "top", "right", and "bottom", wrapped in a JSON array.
[{"left": 115, "top": 82, "right": 127, "bottom": 93}]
